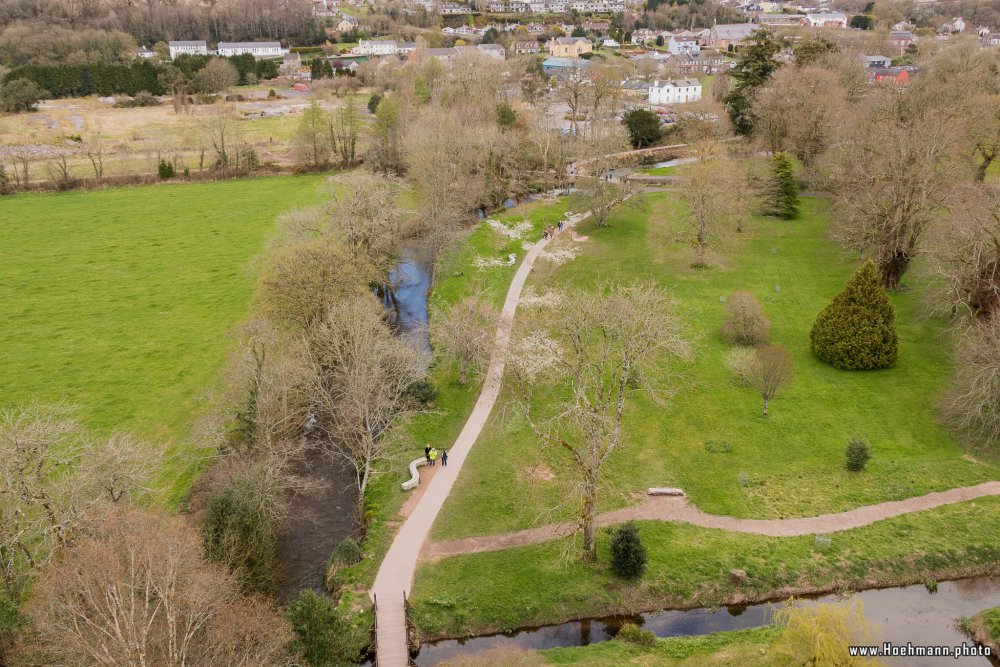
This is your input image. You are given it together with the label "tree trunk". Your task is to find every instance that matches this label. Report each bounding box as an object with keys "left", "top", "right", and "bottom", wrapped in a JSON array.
[
  {"left": 762, "top": 396, "right": 769, "bottom": 416},
  {"left": 879, "top": 252, "right": 910, "bottom": 290},
  {"left": 975, "top": 155, "right": 993, "bottom": 183},
  {"left": 581, "top": 478, "right": 597, "bottom": 561}
]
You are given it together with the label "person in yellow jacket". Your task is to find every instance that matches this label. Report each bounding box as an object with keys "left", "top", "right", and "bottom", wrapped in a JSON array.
[{"left": 429, "top": 447, "right": 438, "bottom": 466}]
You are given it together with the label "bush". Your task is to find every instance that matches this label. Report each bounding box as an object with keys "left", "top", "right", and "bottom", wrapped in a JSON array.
[
  {"left": 615, "top": 622, "right": 656, "bottom": 648},
  {"left": 609, "top": 522, "right": 646, "bottom": 580},
  {"left": 285, "top": 590, "right": 365, "bottom": 667},
  {"left": 0, "top": 78, "right": 47, "bottom": 112},
  {"left": 845, "top": 437, "right": 872, "bottom": 472},
  {"left": 622, "top": 108, "right": 661, "bottom": 148},
  {"left": 331, "top": 537, "right": 362, "bottom": 566},
  {"left": 367, "top": 92, "right": 381, "bottom": 113},
  {"left": 407, "top": 378, "right": 438, "bottom": 405},
  {"left": 157, "top": 159, "right": 175, "bottom": 180},
  {"left": 724, "top": 346, "right": 757, "bottom": 387},
  {"left": 720, "top": 291, "right": 770, "bottom": 346},
  {"left": 810, "top": 260, "right": 898, "bottom": 370}
]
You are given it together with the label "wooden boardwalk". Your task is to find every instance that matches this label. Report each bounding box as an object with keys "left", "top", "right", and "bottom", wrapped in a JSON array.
[{"left": 370, "top": 212, "right": 591, "bottom": 666}]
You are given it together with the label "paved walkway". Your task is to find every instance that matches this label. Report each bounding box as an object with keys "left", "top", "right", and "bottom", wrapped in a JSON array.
[
  {"left": 370, "top": 212, "right": 590, "bottom": 667},
  {"left": 423, "top": 481, "right": 1000, "bottom": 559}
]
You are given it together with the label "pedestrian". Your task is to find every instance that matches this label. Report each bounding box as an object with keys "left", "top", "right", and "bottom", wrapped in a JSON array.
[
  {"left": 441, "top": 450, "right": 448, "bottom": 466},
  {"left": 542, "top": 228, "right": 549, "bottom": 240},
  {"left": 557, "top": 220, "right": 564, "bottom": 231},
  {"left": 424, "top": 445, "right": 431, "bottom": 464},
  {"left": 429, "top": 447, "right": 438, "bottom": 466}
]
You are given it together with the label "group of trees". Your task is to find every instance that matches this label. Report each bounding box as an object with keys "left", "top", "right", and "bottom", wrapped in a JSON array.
[{"left": 293, "top": 98, "right": 361, "bottom": 170}]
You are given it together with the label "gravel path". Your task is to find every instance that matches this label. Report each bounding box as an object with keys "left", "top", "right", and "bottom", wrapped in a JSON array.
[{"left": 424, "top": 481, "right": 1000, "bottom": 559}]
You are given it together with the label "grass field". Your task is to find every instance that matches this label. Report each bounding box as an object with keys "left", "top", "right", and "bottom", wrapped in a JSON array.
[
  {"left": 412, "top": 497, "right": 1000, "bottom": 638},
  {"left": 429, "top": 192, "right": 997, "bottom": 543},
  {"left": 974, "top": 606, "right": 1000, "bottom": 648},
  {"left": 0, "top": 174, "right": 329, "bottom": 500}
]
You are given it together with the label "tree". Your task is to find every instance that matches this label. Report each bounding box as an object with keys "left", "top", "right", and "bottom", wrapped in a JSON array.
[
  {"left": 310, "top": 57, "right": 334, "bottom": 80},
  {"left": 609, "top": 522, "right": 647, "bottom": 579},
  {"left": 773, "top": 599, "right": 880, "bottom": 666},
  {"left": 792, "top": 36, "right": 837, "bottom": 66},
  {"left": 506, "top": 280, "right": 690, "bottom": 560},
  {"left": 294, "top": 99, "right": 333, "bottom": 169},
  {"left": 308, "top": 296, "right": 424, "bottom": 516},
  {"left": 433, "top": 291, "right": 497, "bottom": 385},
  {"left": 621, "top": 108, "right": 660, "bottom": 148},
  {"left": 81, "top": 130, "right": 106, "bottom": 178},
  {"left": 557, "top": 61, "right": 590, "bottom": 137},
  {"left": 195, "top": 58, "right": 239, "bottom": 94},
  {"left": 0, "top": 78, "right": 46, "bottom": 112},
  {"left": 655, "top": 34, "right": 664, "bottom": 47},
  {"left": 931, "top": 185, "right": 1000, "bottom": 321},
  {"left": 845, "top": 437, "right": 872, "bottom": 471},
  {"left": 497, "top": 101, "right": 518, "bottom": 130},
  {"left": 258, "top": 238, "right": 372, "bottom": 331},
  {"left": 20, "top": 507, "right": 292, "bottom": 667},
  {"left": 571, "top": 120, "right": 632, "bottom": 227},
  {"left": 946, "top": 316, "right": 1000, "bottom": 447},
  {"left": 368, "top": 93, "right": 403, "bottom": 174},
  {"left": 762, "top": 152, "right": 798, "bottom": 219},
  {"left": 746, "top": 344, "right": 793, "bottom": 416},
  {"left": 831, "top": 89, "right": 962, "bottom": 289},
  {"left": 810, "top": 261, "right": 898, "bottom": 370},
  {"left": 720, "top": 291, "right": 770, "bottom": 346},
  {"left": 330, "top": 94, "right": 360, "bottom": 166},
  {"left": 723, "top": 28, "right": 781, "bottom": 136},
  {"left": 0, "top": 406, "right": 152, "bottom": 597},
  {"left": 678, "top": 144, "right": 741, "bottom": 266}
]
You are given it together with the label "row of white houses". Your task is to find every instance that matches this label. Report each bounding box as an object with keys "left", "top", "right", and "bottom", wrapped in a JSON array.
[{"left": 167, "top": 40, "right": 288, "bottom": 59}]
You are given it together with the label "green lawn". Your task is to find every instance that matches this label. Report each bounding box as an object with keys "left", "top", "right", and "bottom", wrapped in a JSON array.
[
  {"left": 974, "top": 606, "right": 1000, "bottom": 648},
  {"left": 430, "top": 192, "right": 997, "bottom": 543},
  {"left": 412, "top": 497, "right": 1000, "bottom": 639},
  {"left": 0, "top": 175, "right": 329, "bottom": 501}
]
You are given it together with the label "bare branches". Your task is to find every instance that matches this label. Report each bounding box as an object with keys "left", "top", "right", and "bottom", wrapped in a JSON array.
[
  {"left": 432, "top": 289, "right": 498, "bottom": 386},
  {"left": 745, "top": 345, "right": 794, "bottom": 416}
]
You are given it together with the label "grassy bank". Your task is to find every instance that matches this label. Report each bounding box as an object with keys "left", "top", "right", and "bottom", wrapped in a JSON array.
[
  {"left": 430, "top": 192, "right": 997, "bottom": 543},
  {"left": 412, "top": 497, "right": 1000, "bottom": 639},
  {"left": 0, "top": 174, "right": 329, "bottom": 500}
]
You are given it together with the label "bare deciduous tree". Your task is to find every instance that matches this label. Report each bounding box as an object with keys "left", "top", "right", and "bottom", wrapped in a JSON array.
[
  {"left": 946, "top": 317, "right": 1000, "bottom": 447},
  {"left": 746, "top": 344, "right": 793, "bottom": 416},
  {"left": 831, "top": 88, "right": 962, "bottom": 289},
  {"left": 330, "top": 94, "right": 361, "bottom": 167},
  {"left": 293, "top": 100, "right": 333, "bottom": 169},
  {"left": 720, "top": 291, "right": 770, "bottom": 346},
  {"left": 433, "top": 290, "right": 498, "bottom": 385},
  {"left": 677, "top": 142, "right": 741, "bottom": 267},
  {"left": 505, "top": 280, "right": 691, "bottom": 559},
  {"left": 308, "top": 296, "right": 424, "bottom": 515},
  {"left": 20, "top": 507, "right": 292, "bottom": 667}
]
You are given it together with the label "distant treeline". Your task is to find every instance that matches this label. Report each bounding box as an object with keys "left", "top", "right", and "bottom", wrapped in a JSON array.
[{"left": 2, "top": 53, "right": 279, "bottom": 98}]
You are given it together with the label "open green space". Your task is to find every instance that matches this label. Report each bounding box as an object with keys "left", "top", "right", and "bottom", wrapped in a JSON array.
[
  {"left": 0, "top": 174, "right": 328, "bottom": 500},
  {"left": 413, "top": 497, "right": 1000, "bottom": 638},
  {"left": 430, "top": 192, "right": 997, "bottom": 543},
  {"left": 974, "top": 606, "right": 1000, "bottom": 648}
]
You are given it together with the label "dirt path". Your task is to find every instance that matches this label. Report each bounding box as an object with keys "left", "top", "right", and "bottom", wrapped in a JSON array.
[
  {"left": 370, "top": 213, "right": 590, "bottom": 667},
  {"left": 423, "top": 481, "right": 1000, "bottom": 559}
]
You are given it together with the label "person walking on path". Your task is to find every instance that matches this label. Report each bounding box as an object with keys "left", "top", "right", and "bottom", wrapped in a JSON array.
[
  {"left": 441, "top": 450, "right": 449, "bottom": 466},
  {"left": 429, "top": 448, "right": 438, "bottom": 466},
  {"left": 424, "top": 445, "right": 431, "bottom": 464}
]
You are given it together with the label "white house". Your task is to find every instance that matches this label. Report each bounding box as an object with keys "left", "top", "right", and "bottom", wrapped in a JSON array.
[
  {"left": 668, "top": 34, "right": 700, "bottom": 54},
  {"left": 354, "top": 39, "right": 400, "bottom": 56},
  {"left": 648, "top": 78, "right": 702, "bottom": 104},
  {"left": 439, "top": 1, "right": 472, "bottom": 12},
  {"left": 168, "top": 40, "right": 208, "bottom": 59},
  {"left": 217, "top": 41, "right": 286, "bottom": 58},
  {"left": 336, "top": 15, "right": 359, "bottom": 32},
  {"left": 602, "top": 38, "right": 621, "bottom": 48},
  {"left": 804, "top": 11, "right": 847, "bottom": 27}
]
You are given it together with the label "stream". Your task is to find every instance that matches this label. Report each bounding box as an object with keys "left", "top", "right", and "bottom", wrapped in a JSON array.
[{"left": 414, "top": 577, "right": 1000, "bottom": 666}]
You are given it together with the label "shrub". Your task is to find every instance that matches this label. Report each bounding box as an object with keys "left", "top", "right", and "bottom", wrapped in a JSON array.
[
  {"left": 157, "top": 159, "right": 174, "bottom": 179},
  {"left": 285, "top": 590, "right": 366, "bottom": 667},
  {"left": 615, "top": 622, "right": 656, "bottom": 648},
  {"left": 845, "top": 437, "right": 871, "bottom": 472},
  {"left": 724, "top": 346, "right": 757, "bottom": 387},
  {"left": 0, "top": 78, "right": 47, "bottom": 113},
  {"left": 133, "top": 90, "right": 160, "bottom": 106},
  {"left": 810, "top": 260, "right": 898, "bottom": 370},
  {"left": 720, "top": 291, "right": 770, "bottom": 346},
  {"left": 331, "top": 537, "right": 362, "bottom": 566},
  {"left": 367, "top": 92, "right": 382, "bottom": 113},
  {"left": 406, "top": 378, "right": 438, "bottom": 405},
  {"left": 609, "top": 522, "right": 647, "bottom": 580}
]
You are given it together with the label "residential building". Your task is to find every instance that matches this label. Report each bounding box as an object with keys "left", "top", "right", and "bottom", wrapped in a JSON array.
[
  {"left": 217, "top": 41, "right": 286, "bottom": 58},
  {"left": 168, "top": 40, "right": 208, "bottom": 59},
  {"left": 354, "top": 39, "right": 400, "bottom": 56},
  {"left": 869, "top": 66, "right": 912, "bottom": 84},
  {"left": 602, "top": 38, "right": 620, "bottom": 48},
  {"left": 668, "top": 34, "right": 700, "bottom": 54},
  {"left": 440, "top": 1, "right": 472, "bottom": 12},
  {"left": 631, "top": 28, "right": 655, "bottom": 44},
  {"left": 621, "top": 79, "right": 651, "bottom": 98},
  {"left": 861, "top": 54, "right": 891, "bottom": 68},
  {"left": 549, "top": 36, "right": 592, "bottom": 57},
  {"left": 758, "top": 13, "right": 805, "bottom": 25},
  {"left": 137, "top": 46, "right": 157, "bottom": 59},
  {"left": 583, "top": 20, "right": 611, "bottom": 32},
  {"left": 983, "top": 32, "right": 1000, "bottom": 46},
  {"left": 803, "top": 11, "right": 847, "bottom": 26},
  {"left": 889, "top": 30, "right": 915, "bottom": 53},
  {"left": 336, "top": 15, "right": 359, "bottom": 32},
  {"left": 477, "top": 43, "right": 507, "bottom": 59},
  {"left": 648, "top": 78, "right": 702, "bottom": 104},
  {"left": 707, "top": 23, "right": 756, "bottom": 48},
  {"left": 512, "top": 40, "right": 541, "bottom": 54},
  {"left": 542, "top": 56, "right": 586, "bottom": 75}
]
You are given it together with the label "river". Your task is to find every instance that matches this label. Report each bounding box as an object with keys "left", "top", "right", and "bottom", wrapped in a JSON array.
[{"left": 415, "top": 577, "right": 1000, "bottom": 666}]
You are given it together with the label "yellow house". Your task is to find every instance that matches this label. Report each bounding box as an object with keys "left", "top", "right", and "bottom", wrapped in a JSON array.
[{"left": 549, "top": 37, "right": 593, "bottom": 58}]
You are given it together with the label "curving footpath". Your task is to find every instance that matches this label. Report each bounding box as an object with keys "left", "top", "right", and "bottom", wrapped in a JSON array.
[
  {"left": 370, "top": 212, "right": 591, "bottom": 667},
  {"left": 424, "top": 481, "right": 1000, "bottom": 559}
]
